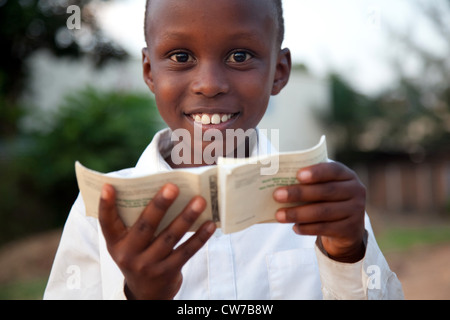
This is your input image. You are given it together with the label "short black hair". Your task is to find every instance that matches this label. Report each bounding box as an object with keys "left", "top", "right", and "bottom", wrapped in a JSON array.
[{"left": 144, "top": 0, "right": 285, "bottom": 47}]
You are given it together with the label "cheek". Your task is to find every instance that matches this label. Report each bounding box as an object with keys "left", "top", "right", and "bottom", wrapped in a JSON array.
[
  {"left": 152, "top": 76, "right": 186, "bottom": 124},
  {"left": 237, "top": 73, "right": 272, "bottom": 127}
]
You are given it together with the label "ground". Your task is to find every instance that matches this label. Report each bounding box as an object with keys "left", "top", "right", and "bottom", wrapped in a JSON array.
[
  {"left": 384, "top": 244, "right": 450, "bottom": 300},
  {"left": 0, "top": 227, "right": 449, "bottom": 299}
]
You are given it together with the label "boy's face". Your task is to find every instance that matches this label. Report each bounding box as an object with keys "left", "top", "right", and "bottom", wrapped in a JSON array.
[{"left": 142, "top": 0, "right": 291, "bottom": 163}]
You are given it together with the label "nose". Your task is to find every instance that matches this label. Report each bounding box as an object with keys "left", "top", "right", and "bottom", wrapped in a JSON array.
[{"left": 191, "top": 60, "right": 229, "bottom": 98}]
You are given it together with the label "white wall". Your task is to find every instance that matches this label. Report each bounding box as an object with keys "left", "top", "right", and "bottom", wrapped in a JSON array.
[
  {"left": 22, "top": 50, "right": 150, "bottom": 112},
  {"left": 260, "top": 70, "right": 331, "bottom": 153}
]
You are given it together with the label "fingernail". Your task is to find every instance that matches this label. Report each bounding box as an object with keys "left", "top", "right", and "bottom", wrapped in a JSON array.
[
  {"left": 276, "top": 210, "right": 287, "bottom": 222},
  {"left": 206, "top": 222, "right": 216, "bottom": 234},
  {"left": 162, "top": 185, "right": 177, "bottom": 200},
  {"left": 191, "top": 198, "right": 204, "bottom": 212},
  {"left": 298, "top": 170, "right": 312, "bottom": 182},
  {"left": 274, "top": 189, "right": 288, "bottom": 201},
  {"left": 101, "top": 185, "right": 110, "bottom": 200}
]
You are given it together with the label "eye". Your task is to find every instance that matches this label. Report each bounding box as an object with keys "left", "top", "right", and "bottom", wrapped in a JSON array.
[
  {"left": 169, "top": 52, "right": 195, "bottom": 63},
  {"left": 227, "top": 51, "right": 252, "bottom": 63}
]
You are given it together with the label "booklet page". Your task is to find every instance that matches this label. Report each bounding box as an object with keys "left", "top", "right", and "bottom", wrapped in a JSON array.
[
  {"left": 217, "top": 136, "right": 328, "bottom": 234},
  {"left": 75, "top": 163, "right": 217, "bottom": 234}
]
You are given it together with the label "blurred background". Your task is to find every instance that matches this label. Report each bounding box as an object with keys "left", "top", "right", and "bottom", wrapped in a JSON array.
[{"left": 0, "top": 0, "right": 449, "bottom": 299}]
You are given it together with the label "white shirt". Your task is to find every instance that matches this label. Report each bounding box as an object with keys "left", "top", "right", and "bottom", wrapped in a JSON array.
[{"left": 44, "top": 128, "right": 404, "bottom": 300}]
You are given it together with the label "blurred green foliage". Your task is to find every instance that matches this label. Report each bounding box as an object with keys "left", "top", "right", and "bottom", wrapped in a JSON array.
[
  {"left": 0, "top": 88, "right": 164, "bottom": 244},
  {"left": 0, "top": 277, "right": 48, "bottom": 300},
  {"left": 0, "top": 0, "right": 127, "bottom": 136},
  {"left": 325, "top": 1, "right": 450, "bottom": 163},
  {"left": 26, "top": 87, "right": 164, "bottom": 178}
]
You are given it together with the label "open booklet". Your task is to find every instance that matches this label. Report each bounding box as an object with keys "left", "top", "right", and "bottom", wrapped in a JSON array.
[{"left": 75, "top": 136, "right": 328, "bottom": 235}]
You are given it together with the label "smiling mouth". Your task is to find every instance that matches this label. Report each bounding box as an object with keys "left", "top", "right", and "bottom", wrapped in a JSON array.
[{"left": 187, "top": 112, "right": 239, "bottom": 125}]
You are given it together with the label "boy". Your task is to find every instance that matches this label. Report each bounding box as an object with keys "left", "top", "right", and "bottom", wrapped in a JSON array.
[{"left": 44, "top": 0, "right": 403, "bottom": 299}]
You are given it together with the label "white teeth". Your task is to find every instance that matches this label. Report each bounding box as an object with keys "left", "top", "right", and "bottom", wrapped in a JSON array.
[
  {"left": 191, "top": 113, "right": 234, "bottom": 125},
  {"left": 201, "top": 114, "right": 210, "bottom": 125},
  {"left": 211, "top": 114, "right": 221, "bottom": 125}
]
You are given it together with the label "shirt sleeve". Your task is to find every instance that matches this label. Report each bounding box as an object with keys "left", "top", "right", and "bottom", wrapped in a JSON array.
[
  {"left": 314, "top": 215, "right": 404, "bottom": 300},
  {"left": 43, "top": 194, "right": 106, "bottom": 299}
]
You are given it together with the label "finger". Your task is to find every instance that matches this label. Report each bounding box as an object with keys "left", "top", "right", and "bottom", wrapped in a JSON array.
[
  {"left": 292, "top": 219, "right": 349, "bottom": 238},
  {"left": 126, "top": 183, "right": 179, "bottom": 252},
  {"left": 98, "top": 184, "right": 127, "bottom": 247},
  {"left": 149, "top": 196, "right": 207, "bottom": 260},
  {"left": 276, "top": 201, "right": 351, "bottom": 225},
  {"left": 273, "top": 180, "right": 359, "bottom": 203},
  {"left": 292, "top": 215, "right": 364, "bottom": 244},
  {"left": 166, "top": 220, "right": 216, "bottom": 268},
  {"left": 297, "top": 162, "right": 356, "bottom": 184}
]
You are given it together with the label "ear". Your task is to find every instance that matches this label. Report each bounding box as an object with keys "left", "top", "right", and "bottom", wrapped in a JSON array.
[
  {"left": 142, "top": 47, "right": 155, "bottom": 93},
  {"left": 271, "top": 48, "right": 292, "bottom": 95}
]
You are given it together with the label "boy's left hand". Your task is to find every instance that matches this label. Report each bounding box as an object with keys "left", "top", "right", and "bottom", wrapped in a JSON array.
[{"left": 273, "top": 162, "right": 366, "bottom": 263}]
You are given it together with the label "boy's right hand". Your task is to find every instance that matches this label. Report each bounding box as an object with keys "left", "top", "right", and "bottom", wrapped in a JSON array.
[{"left": 98, "top": 183, "right": 216, "bottom": 300}]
